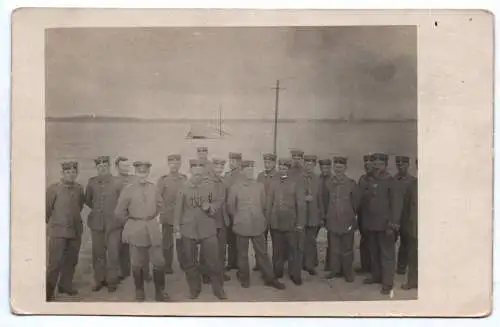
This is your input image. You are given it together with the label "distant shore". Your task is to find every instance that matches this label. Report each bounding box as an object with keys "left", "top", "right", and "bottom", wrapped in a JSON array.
[{"left": 46, "top": 116, "right": 417, "bottom": 124}]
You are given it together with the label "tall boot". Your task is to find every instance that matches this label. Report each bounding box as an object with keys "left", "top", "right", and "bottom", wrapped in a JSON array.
[
  {"left": 153, "top": 268, "right": 169, "bottom": 302},
  {"left": 132, "top": 267, "right": 145, "bottom": 302},
  {"left": 46, "top": 282, "right": 55, "bottom": 302}
]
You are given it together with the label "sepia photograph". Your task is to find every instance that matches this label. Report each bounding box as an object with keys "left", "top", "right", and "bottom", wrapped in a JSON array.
[{"left": 10, "top": 9, "right": 493, "bottom": 316}]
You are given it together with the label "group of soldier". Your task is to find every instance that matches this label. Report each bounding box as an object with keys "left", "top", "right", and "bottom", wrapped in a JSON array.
[{"left": 45, "top": 146, "right": 418, "bottom": 302}]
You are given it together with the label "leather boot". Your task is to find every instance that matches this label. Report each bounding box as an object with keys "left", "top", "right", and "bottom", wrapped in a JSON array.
[
  {"left": 46, "top": 283, "right": 55, "bottom": 302},
  {"left": 133, "top": 268, "right": 145, "bottom": 302},
  {"left": 153, "top": 269, "right": 169, "bottom": 302}
]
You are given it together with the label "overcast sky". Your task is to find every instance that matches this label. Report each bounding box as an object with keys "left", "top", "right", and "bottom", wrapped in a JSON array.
[{"left": 46, "top": 26, "right": 417, "bottom": 120}]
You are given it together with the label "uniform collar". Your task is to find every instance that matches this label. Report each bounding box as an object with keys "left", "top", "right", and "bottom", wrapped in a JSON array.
[
  {"left": 264, "top": 169, "right": 277, "bottom": 177},
  {"left": 60, "top": 179, "right": 77, "bottom": 187}
]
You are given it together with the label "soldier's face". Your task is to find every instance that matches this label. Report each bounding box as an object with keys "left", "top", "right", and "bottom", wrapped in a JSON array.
[
  {"left": 304, "top": 161, "right": 316, "bottom": 173},
  {"left": 279, "top": 164, "right": 290, "bottom": 174},
  {"left": 229, "top": 159, "right": 240, "bottom": 170},
  {"left": 320, "top": 164, "right": 331, "bottom": 175},
  {"left": 62, "top": 168, "right": 78, "bottom": 183},
  {"left": 364, "top": 161, "right": 373, "bottom": 173},
  {"left": 169, "top": 161, "right": 181, "bottom": 173},
  {"left": 117, "top": 161, "right": 130, "bottom": 176},
  {"left": 191, "top": 165, "right": 204, "bottom": 177},
  {"left": 135, "top": 165, "right": 150, "bottom": 180},
  {"left": 372, "top": 160, "right": 387, "bottom": 174},
  {"left": 96, "top": 162, "right": 110, "bottom": 175},
  {"left": 214, "top": 163, "right": 225, "bottom": 175},
  {"left": 243, "top": 166, "right": 254, "bottom": 179},
  {"left": 197, "top": 151, "right": 208, "bottom": 161},
  {"left": 333, "top": 163, "right": 347, "bottom": 175},
  {"left": 264, "top": 159, "right": 276, "bottom": 171},
  {"left": 396, "top": 161, "right": 409, "bottom": 174},
  {"left": 291, "top": 155, "right": 303, "bottom": 167}
]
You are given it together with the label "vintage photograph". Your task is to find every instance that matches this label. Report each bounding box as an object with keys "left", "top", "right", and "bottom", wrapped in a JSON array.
[{"left": 44, "top": 25, "right": 418, "bottom": 303}]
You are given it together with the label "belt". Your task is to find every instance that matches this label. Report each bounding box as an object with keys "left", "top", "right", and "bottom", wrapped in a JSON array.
[{"left": 129, "top": 216, "right": 156, "bottom": 221}]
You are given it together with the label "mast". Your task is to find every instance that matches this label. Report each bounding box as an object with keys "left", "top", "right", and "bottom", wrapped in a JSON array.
[
  {"left": 271, "top": 80, "right": 284, "bottom": 156},
  {"left": 219, "top": 105, "right": 222, "bottom": 137}
]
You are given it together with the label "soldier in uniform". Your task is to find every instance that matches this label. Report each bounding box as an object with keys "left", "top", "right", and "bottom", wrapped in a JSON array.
[
  {"left": 173, "top": 159, "right": 227, "bottom": 300},
  {"left": 157, "top": 154, "right": 187, "bottom": 274},
  {"left": 85, "top": 156, "right": 125, "bottom": 292},
  {"left": 223, "top": 152, "right": 243, "bottom": 271},
  {"left": 300, "top": 155, "right": 322, "bottom": 275},
  {"left": 197, "top": 146, "right": 214, "bottom": 177},
  {"left": 254, "top": 152, "right": 280, "bottom": 271},
  {"left": 267, "top": 158, "right": 305, "bottom": 285},
  {"left": 114, "top": 156, "right": 132, "bottom": 281},
  {"left": 324, "top": 157, "right": 359, "bottom": 283},
  {"left": 289, "top": 149, "right": 304, "bottom": 181},
  {"left": 402, "top": 158, "right": 418, "bottom": 290},
  {"left": 318, "top": 158, "right": 333, "bottom": 271},
  {"left": 393, "top": 155, "right": 417, "bottom": 275},
  {"left": 46, "top": 161, "right": 85, "bottom": 301},
  {"left": 356, "top": 154, "right": 373, "bottom": 274},
  {"left": 360, "top": 153, "right": 404, "bottom": 295},
  {"left": 114, "top": 161, "right": 168, "bottom": 302},
  {"left": 228, "top": 160, "right": 286, "bottom": 290}
]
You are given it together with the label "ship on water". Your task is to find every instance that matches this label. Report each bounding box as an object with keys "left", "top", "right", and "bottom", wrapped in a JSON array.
[{"left": 185, "top": 106, "right": 230, "bottom": 140}]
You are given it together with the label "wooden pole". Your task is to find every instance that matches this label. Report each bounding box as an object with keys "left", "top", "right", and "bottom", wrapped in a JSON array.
[{"left": 272, "top": 80, "right": 283, "bottom": 156}]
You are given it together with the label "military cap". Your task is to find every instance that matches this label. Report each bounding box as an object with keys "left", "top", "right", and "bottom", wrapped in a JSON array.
[
  {"left": 133, "top": 160, "right": 152, "bottom": 168},
  {"left": 303, "top": 155, "right": 318, "bottom": 163},
  {"left": 278, "top": 158, "right": 292, "bottom": 167},
  {"left": 212, "top": 157, "right": 226, "bottom": 165},
  {"left": 61, "top": 161, "right": 78, "bottom": 170},
  {"left": 241, "top": 160, "right": 255, "bottom": 168},
  {"left": 229, "top": 152, "right": 242, "bottom": 160},
  {"left": 94, "top": 156, "right": 110, "bottom": 165},
  {"left": 263, "top": 153, "right": 277, "bottom": 161},
  {"left": 363, "top": 154, "right": 372, "bottom": 162},
  {"left": 395, "top": 155, "right": 410, "bottom": 163},
  {"left": 318, "top": 158, "right": 332, "bottom": 166},
  {"left": 168, "top": 154, "right": 182, "bottom": 162},
  {"left": 115, "top": 156, "right": 128, "bottom": 166},
  {"left": 290, "top": 149, "right": 304, "bottom": 156},
  {"left": 189, "top": 159, "right": 205, "bottom": 167},
  {"left": 333, "top": 156, "right": 348, "bottom": 165},
  {"left": 197, "top": 146, "right": 208, "bottom": 153},
  {"left": 371, "top": 153, "right": 389, "bottom": 162}
]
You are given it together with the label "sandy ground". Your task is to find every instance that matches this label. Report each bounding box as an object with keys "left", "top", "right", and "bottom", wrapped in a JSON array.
[{"left": 54, "top": 228, "right": 417, "bottom": 303}]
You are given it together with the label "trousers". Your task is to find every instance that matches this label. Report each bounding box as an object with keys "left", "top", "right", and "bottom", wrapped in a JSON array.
[
  {"left": 328, "top": 230, "right": 354, "bottom": 278},
  {"left": 236, "top": 233, "right": 276, "bottom": 284},
  {"left": 367, "top": 230, "right": 396, "bottom": 288},
  {"left": 270, "top": 229, "right": 303, "bottom": 280},
  {"left": 406, "top": 235, "right": 418, "bottom": 286},
  {"left": 303, "top": 226, "right": 320, "bottom": 270},
  {"left": 396, "top": 230, "right": 410, "bottom": 272},
  {"left": 226, "top": 218, "right": 238, "bottom": 267},
  {"left": 162, "top": 224, "right": 174, "bottom": 271},
  {"left": 46, "top": 236, "right": 81, "bottom": 292},
  {"left": 91, "top": 229, "right": 122, "bottom": 286},
  {"left": 129, "top": 244, "right": 165, "bottom": 270}
]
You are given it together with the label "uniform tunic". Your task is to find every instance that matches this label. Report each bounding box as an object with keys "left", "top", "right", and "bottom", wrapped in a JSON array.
[
  {"left": 405, "top": 178, "right": 418, "bottom": 286},
  {"left": 46, "top": 180, "right": 85, "bottom": 294},
  {"left": 223, "top": 168, "right": 243, "bottom": 267},
  {"left": 357, "top": 173, "right": 372, "bottom": 271},
  {"left": 318, "top": 172, "right": 332, "bottom": 269},
  {"left": 394, "top": 173, "right": 417, "bottom": 272},
  {"left": 115, "top": 173, "right": 134, "bottom": 278},
  {"left": 114, "top": 180, "right": 164, "bottom": 269}
]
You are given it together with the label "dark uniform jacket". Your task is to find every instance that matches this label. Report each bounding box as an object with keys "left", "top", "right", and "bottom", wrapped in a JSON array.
[
  {"left": 227, "top": 179, "right": 267, "bottom": 237},
  {"left": 157, "top": 172, "right": 187, "bottom": 225},
  {"left": 358, "top": 171, "right": 404, "bottom": 231},
  {"left": 405, "top": 178, "right": 418, "bottom": 238},
  {"left": 208, "top": 173, "right": 230, "bottom": 228},
  {"left": 85, "top": 174, "right": 124, "bottom": 232},
  {"left": 46, "top": 180, "right": 85, "bottom": 239},
  {"left": 223, "top": 168, "right": 243, "bottom": 216},
  {"left": 174, "top": 179, "right": 219, "bottom": 240},
  {"left": 297, "top": 172, "right": 322, "bottom": 227},
  {"left": 266, "top": 176, "right": 306, "bottom": 231},
  {"left": 393, "top": 173, "right": 417, "bottom": 232},
  {"left": 325, "top": 174, "right": 359, "bottom": 234},
  {"left": 257, "top": 169, "right": 280, "bottom": 219},
  {"left": 318, "top": 173, "right": 332, "bottom": 219}
]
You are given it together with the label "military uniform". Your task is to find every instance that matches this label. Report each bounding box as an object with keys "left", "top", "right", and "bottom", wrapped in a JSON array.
[
  {"left": 223, "top": 152, "right": 243, "bottom": 270},
  {"left": 360, "top": 153, "right": 404, "bottom": 294},
  {"left": 228, "top": 160, "right": 285, "bottom": 290},
  {"left": 174, "top": 159, "right": 226, "bottom": 300},
  {"left": 402, "top": 162, "right": 418, "bottom": 290},
  {"left": 298, "top": 155, "right": 322, "bottom": 274},
  {"left": 289, "top": 149, "right": 304, "bottom": 182},
  {"left": 324, "top": 157, "right": 359, "bottom": 282},
  {"left": 318, "top": 158, "right": 332, "bottom": 271},
  {"left": 393, "top": 156, "right": 417, "bottom": 275},
  {"left": 356, "top": 154, "right": 373, "bottom": 273},
  {"left": 114, "top": 161, "right": 168, "bottom": 301},
  {"left": 267, "top": 158, "right": 306, "bottom": 284},
  {"left": 115, "top": 172, "right": 132, "bottom": 280},
  {"left": 85, "top": 156, "right": 125, "bottom": 291},
  {"left": 45, "top": 161, "right": 85, "bottom": 301},
  {"left": 157, "top": 154, "right": 187, "bottom": 274}
]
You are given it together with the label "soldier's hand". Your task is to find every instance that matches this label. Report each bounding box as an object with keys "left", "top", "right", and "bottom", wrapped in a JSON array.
[
  {"left": 305, "top": 195, "right": 313, "bottom": 202},
  {"left": 174, "top": 231, "right": 182, "bottom": 239}
]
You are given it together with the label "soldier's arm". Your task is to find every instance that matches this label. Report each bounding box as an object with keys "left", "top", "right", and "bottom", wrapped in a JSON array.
[
  {"left": 295, "top": 183, "right": 307, "bottom": 228},
  {"left": 264, "top": 183, "right": 275, "bottom": 221},
  {"left": 227, "top": 185, "right": 238, "bottom": 216},
  {"left": 173, "top": 189, "right": 185, "bottom": 234},
  {"left": 114, "top": 186, "right": 131, "bottom": 223},
  {"left": 209, "top": 182, "right": 225, "bottom": 214},
  {"left": 84, "top": 180, "right": 93, "bottom": 209},
  {"left": 259, "top": 183, "right": 266, "bottom": 215},
  {"left": 351, "top": 180, "right": 361, "bottom": 212},
  {"left": 389, "top": 179, "right": 404, "bottom": 229},
  {"left": 79, "top": 185, "right": 85, "bottom": 212},
  {"left": 154, "top": 188, "right": 164, "bottom": 218},
  {"left": 45, "top": 185, "right": 57, "bottom": 223},
  {"left": 156, "top": 176, "right": 165, "bottom": 194}
]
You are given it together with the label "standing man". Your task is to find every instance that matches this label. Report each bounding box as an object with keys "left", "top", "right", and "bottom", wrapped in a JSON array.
[
  {"left": 227, "top": 160, "right": 286, "bottom": 290},
  {"left": 356, "top": 154, "right": 373, "bottom": 274},
  {"left": 85, "top": 156, "right": 125, "bottom": 293},
  {"left": 173, "top": 159, "right": 227, "bottom": 300},
  {"left": 254, "top": 152, "right": 280, "bottom": 271},
  {"left": 267, "top": 158, "right": 305, "bottom": 285},
  {"left": 318, "top": 158, "right": 333, "bottom": 271},
  {"left": 402, "top": 158, "right": 418, "bottom": 290},
  {"left": 360, "top": 153, "right": 403, "bottom": 295},
  {"left": 114, "top": 161, "right": 168, "bottom": 302},
  {"left": 46, "top": 161, "right": 85, "bottom": 301},
  {"left": 393, "top": 155, "right": 417, "bottom": 275},
  {"left": 300, "top": 155, "right": 322, "bottom": 276},
  {"left": 197, "top": 146, "right": 214, "bottom": 177},
  {"left": 289, "top": 149, "right": 304, "bottom": 181},
  {"left": 223, "top": 152, "right": 243, "bottom": 271},
  {"left": 324, "top": 157, "right": 359, "bottom": 283},
  {"left": 157, "top": 154, "right": 187, "bottom": 274},
  {"left": 115, "top": 156, "right": 132, "bottom": 281}
]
